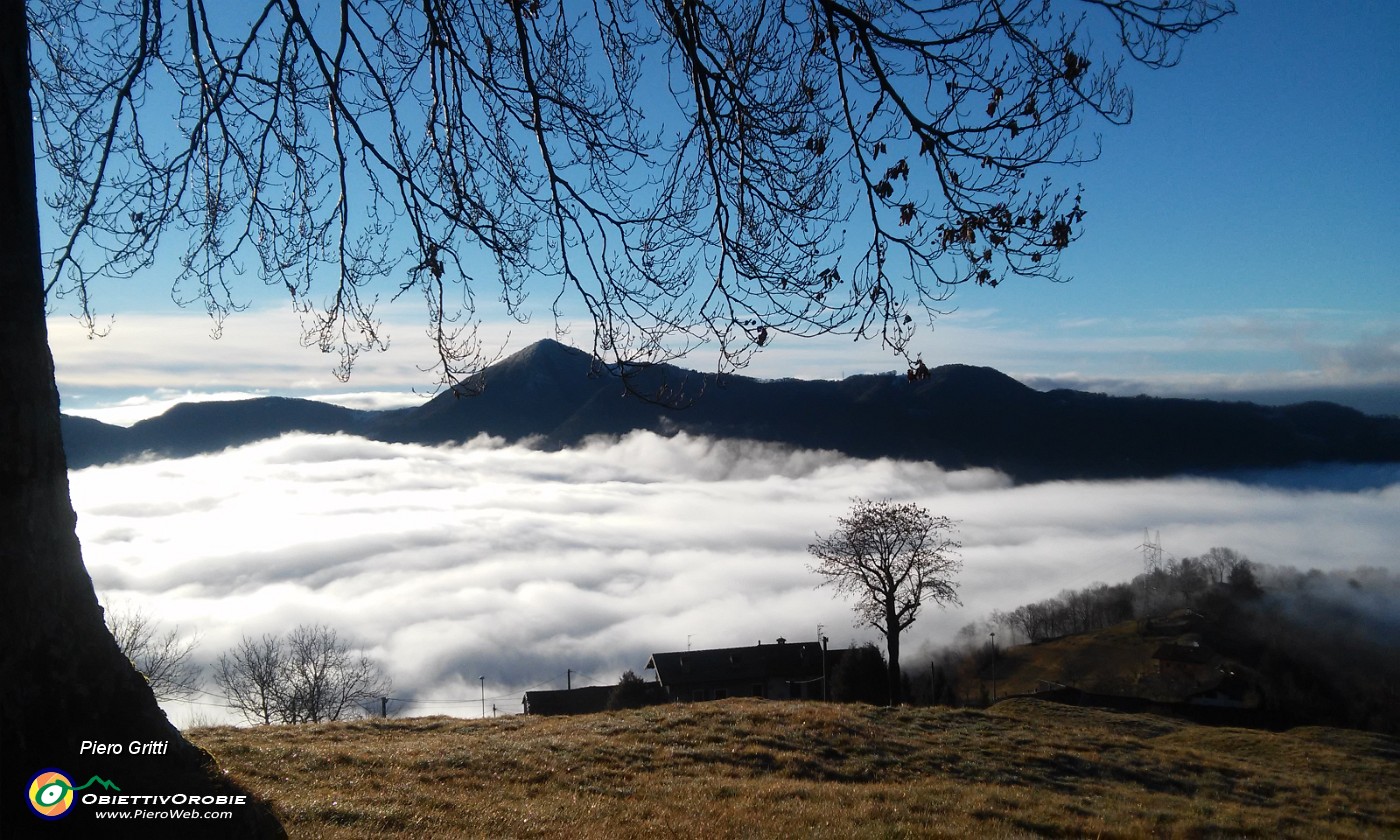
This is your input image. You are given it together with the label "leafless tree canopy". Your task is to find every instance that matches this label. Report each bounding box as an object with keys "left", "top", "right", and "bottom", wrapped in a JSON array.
[
  {"left": 810, "top": 498, "right": 962, "bottom": 634},
  {"left": 213, "top": 624, "right": 390, "bottom": 725},
  {"left": 213, "top": 633, "right": 283, "bottom": 725},
  {"left": 28, "top": 0, "right": 1231, "bottom": 383},
  {"left": 105, "top": 604, "right": 202, "bottom": 701},
  {"left": 809, "top": 497, "right": 961, "bottom": 703}
]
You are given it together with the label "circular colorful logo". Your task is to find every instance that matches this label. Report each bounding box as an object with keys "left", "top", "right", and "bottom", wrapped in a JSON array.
[{"left": 27, "top": 769, "right": 76, "bottom": 820}]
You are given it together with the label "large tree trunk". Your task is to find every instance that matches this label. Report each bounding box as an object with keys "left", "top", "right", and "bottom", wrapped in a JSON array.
[
  {"left": 0, "top": 3, "right": 281, "bottom": 835},
  {"left": 885, "top": 612, "right": 902, "bottom": 707}
]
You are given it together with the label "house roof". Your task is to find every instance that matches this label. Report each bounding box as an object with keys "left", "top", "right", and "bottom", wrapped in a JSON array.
[
  {"left": 645, "top": 639, "right": 832, "bottom": 686},
  {"left": 522, "top": 685, "right": 614, "bottom": 716}
]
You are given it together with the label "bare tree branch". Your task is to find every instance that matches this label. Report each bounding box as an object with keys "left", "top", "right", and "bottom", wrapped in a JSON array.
[
  {"left": 105, "top": 604, "right": 202, "bottom": 702},
  {"left": 29, "top": 0, "right": 1233, "bottom": 387},
  {"left": 214, "top": 634, "right": 283, "bottom": 726}
]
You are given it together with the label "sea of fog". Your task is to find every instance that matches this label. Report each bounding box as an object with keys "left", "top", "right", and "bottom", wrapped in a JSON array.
[{"left": 67, "top": 431, "right": 1400, "bottom": 726}]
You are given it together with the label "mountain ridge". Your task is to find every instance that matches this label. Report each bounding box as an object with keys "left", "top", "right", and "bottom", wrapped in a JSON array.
[{"left": 60, "top": 339, "right": 1400, "bottom": 483}]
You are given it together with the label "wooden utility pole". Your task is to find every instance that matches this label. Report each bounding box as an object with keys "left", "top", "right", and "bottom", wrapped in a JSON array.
[{"left": 989, "top": 632, "right": 997, "bottom": 703}]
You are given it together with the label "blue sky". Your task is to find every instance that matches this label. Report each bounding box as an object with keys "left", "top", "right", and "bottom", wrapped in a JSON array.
[{"left": 46, "top": 2, "right": 1400, "bottom": 421}]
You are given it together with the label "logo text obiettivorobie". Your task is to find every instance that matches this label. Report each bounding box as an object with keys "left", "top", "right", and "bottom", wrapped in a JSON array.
[
  {"left": 26, "top": 769, "right": 119, "bottom": 820},
  {"left": 25, "top": 765, "right": 249, "bottom": 823}
]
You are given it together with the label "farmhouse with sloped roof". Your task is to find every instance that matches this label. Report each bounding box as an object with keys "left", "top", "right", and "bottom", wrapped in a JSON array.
[{"left": 645, "top": 638, "right": 843, "bottom": 703}]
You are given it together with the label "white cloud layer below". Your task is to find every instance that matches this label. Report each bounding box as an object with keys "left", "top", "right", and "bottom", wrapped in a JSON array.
[{"left": 70, "top": 432, "right": 1400, "bottom": 726}]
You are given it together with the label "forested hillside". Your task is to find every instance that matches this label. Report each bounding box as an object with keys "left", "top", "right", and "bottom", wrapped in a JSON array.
[{"left": 923, "top": 552, "right": 1399, "bottom": 735}]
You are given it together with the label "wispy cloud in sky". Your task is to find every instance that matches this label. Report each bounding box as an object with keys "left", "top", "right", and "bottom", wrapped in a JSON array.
[{"left": 69, "top": 432, "right": 1400, "bottom": 725}]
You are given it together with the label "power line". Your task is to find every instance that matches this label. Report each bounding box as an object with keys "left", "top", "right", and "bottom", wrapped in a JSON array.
[
  {"left": 172, "top": 674, "right": 570, "bottom": 714},
  {"left": 170, "top": 665, "right": 625, "bottom": 720}
]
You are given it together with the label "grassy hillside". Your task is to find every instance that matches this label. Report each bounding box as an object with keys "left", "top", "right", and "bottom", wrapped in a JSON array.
[
  {"left": 979, "top": 620, "right": 1158, "bottom": 700},
  {"left": 972, "top": 619, "right": 1238, "bottom": 704},
  {"left": 190, "top": 698, "right": 1398, "bottom": 838}
]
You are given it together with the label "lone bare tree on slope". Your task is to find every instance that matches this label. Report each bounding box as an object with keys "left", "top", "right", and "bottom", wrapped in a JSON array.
[
  {"left": 1, "top": 0, "right": 1229, "bottom": 831},
  {"left": 810, "top": 499, "right": 962, "bottom": 705}
]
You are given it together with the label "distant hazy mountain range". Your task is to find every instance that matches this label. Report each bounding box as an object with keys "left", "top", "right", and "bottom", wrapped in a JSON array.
[{"left": 61, "top": 339, "right": 1400, "bottom": 483}]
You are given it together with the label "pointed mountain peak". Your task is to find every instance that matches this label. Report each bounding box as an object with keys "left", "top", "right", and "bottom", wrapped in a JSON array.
[
  {"left": 449, "top": 339, "right": 598, "bottom": 389},
  {"left": 924, "top": 363, "right": 1035, "bottom": 400},
  {"left": 509, "top": 337, "right": 590, "bottom": 360}
]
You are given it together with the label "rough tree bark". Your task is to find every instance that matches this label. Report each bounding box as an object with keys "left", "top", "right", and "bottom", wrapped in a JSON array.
[{"left": 0, "top": 1, "right": 281, "bottom": 833}]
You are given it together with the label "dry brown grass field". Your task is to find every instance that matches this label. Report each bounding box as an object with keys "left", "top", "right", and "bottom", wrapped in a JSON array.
[
  {"left": 972, "top": 620, "right": 1209, "bottom": 703},
  {"left": 190, "top": 698, "right": 1399, "bottom": 839}
]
